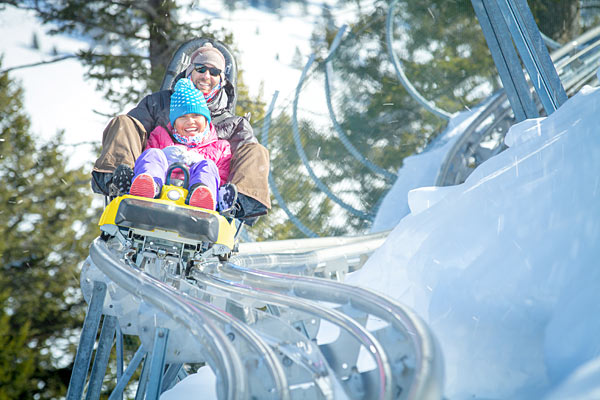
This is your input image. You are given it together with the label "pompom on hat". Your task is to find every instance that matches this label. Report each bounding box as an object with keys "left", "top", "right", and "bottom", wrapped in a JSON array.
[
  {"left": 185, "top": 43, "right": 226, "bottom": 77},
  {"left": 169, "top": 78, "right": 211, "bottom": 127}
]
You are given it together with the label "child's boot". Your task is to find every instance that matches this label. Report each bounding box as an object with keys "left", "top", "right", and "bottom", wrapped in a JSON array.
[
  {"left": 130, "top": 173, "right": 159, "bottom": 198},
  {"left": 188, "top": 184, "right": 216, "bottom": 210}
]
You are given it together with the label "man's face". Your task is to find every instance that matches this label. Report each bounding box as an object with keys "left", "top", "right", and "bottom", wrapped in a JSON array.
[{"left": 190, "top": 62, "right": 221, "bottom": 94}]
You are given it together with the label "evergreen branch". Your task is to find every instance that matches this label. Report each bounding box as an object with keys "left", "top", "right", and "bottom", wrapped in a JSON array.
[
  {"left": 50, "top": 18, "right": 149, "bottom": 42},
  {"left": 59, "top": 141, "right": 99, "bottom": 147},
  {"left": 0, "top": 55, "right": 77, "bottom": 74},
  {"left": 4, "top": 2, "right": 149, "bottom": 41},
  {"left": 91, "top": 109, "right": 117, "bottom": 118},
  {"left": 107, "top": 0, "right": 160, "bottom": 19}
]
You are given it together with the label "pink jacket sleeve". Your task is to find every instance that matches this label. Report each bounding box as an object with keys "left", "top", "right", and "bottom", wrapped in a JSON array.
[
  {"left": 145, "top": 126, "right": 171, "bottom": 150},
  {"left": 216, "top": 140, "right": 232, "bottom": 183}
]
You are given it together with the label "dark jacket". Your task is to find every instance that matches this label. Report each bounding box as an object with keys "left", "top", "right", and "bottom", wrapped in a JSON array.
[{"left": 127, "top": 80, "right": 257, "bottom": 153}]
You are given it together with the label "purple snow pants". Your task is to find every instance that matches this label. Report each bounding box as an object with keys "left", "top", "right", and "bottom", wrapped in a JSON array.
[{"left": 133, "top": 148, "right": 220, "bottom": 198}]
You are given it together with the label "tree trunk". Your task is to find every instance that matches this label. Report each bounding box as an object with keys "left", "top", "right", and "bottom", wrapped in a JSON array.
[
  {"left": 530, "top": 0, "right": 581, "bottom": 42},
  {"left": 147, "top": 0, "right": 178, "bottom": 91}
]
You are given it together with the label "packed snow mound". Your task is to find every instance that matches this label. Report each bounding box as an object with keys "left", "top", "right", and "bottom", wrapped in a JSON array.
[{"left": 347, "top": 85, "right": 600, "bottom": 399}]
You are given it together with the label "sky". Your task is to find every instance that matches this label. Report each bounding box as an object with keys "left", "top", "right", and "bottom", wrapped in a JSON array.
[{"left": 3, "top": 3, "right": 600, "bottom": 399}]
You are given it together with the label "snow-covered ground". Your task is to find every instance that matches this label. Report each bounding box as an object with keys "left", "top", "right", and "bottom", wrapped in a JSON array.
[
  {"left": 0, "top": 7, "right": 112, "bottom": 168},
  {"left": 348, "top": 85, "right": 600, "bottom": 399},
  {"left": 3, "top": 3, "right": 600, "bottom": 399}
]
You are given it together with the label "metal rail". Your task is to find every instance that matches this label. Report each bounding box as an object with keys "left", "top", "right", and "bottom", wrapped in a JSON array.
[
  {"left": 385, "top": 0, "right": 453, "bottom": 120},
  {"left": 218, "top": 261, "right": 443, "bottom": 400},
  {"left": 324, "top": 25, "right": 398, "bottom": 182},
  {"left": 292, "top": 54, "right": 374, "bottom": 221},
  {"left": 260, "top": 90, "right": 319, "bottom": 238},
  {"left": 192, "top": 267, "right": 394, "bottom": 400},
  {"left": 72, "top": 230, "right": 442, "bottom": 399}
]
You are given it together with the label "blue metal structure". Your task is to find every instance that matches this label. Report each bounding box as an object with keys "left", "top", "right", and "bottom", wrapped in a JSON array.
[{"left": 471, "top": 0, "right": 567, "bottom": 121}]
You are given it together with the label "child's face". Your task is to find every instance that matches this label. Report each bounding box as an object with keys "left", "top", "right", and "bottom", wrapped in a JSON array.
[{"left": 174, "top": 114, "right": 208, "bottom": 136}]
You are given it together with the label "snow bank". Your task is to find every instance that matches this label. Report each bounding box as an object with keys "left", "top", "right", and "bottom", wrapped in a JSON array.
[{"left": 348, "top": 85, "right": 600, "bottom": 399}]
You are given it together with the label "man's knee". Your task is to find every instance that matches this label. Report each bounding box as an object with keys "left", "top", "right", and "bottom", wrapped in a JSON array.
[
  {"left": 229, "top": 143, "right": 271, "bottom": 209},
  {"left": 94, "top": 115, "right": 148, "bottom": 174},
  {"left": 104, "top": 115, "right": 147, "bottom": 145}
]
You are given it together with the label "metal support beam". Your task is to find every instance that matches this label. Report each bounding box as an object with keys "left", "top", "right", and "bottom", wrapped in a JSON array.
[
  {"left": 472, "top": 0, "right": 567, "bottom": 121},
  {"left": 114, "top": 323, "right": 124, "bottom": 400},
  {"left": 134, "top": 354, "right": 152, "bottom": 400},
  {"left": 161, "top": 364, "right": 184, "bottom": 393},
  {"left": 67, "top": 281, "right": 107, "bottom": 400},
  {"left": 145, "top": 328, "right": 170, "bottom": 400},
  {"left": 496, "top": 0, "right": 567, "bottom": 112},
  {"left": 108, "top": 345, "right": 147, "bottom": 400},
  {"left": 472, "top": 0, "right": 538, "bottom": 121},
  {"left": 86, "top": 315, "right": 117, "bottom": 400}
]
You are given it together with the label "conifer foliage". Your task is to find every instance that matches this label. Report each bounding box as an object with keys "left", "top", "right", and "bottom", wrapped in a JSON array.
[
  {"left": 0, "top": 64, "right": 100, "bottom": 399},
  {"left": 254, "top": 0, "right": 590, "bottom": 238},
  {"left": 5, "top": 0, "right": 235, "bottom": 111}
]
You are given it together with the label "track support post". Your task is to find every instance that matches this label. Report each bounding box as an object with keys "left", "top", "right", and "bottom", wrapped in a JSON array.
[
  {"left": 66, "top": 281, "right": 108, "bottom": 400},
  {"left": 471, "top": 0, "right": 567, "bottom": 121}
]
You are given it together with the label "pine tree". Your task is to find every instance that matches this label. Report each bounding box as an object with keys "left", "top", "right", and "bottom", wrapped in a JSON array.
[
  {"left": 257, "top": 0, "right": 591, "bottom": 238},
  {"left": 6, "top": 1, "right": 264, "bottom": 145},
  {"left": 7, "top": 1, "right": 236, "bottom": 111},
  {"left": 0, "top": 63, "right": 100, "bottom": 399}
]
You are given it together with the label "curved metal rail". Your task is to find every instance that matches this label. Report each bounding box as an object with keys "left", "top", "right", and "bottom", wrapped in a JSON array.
[
  {"left": 385, "top": 0, "right": 453, "bottom": 120},
  {"left": 261, "top": 91, "right": 319, "bottom": 238},
  {"left": 237, "top": 230, "right": 389, "bottom": 255},
  {"left": 324, "top": 26, "right": 398, "bottom": 182},
  {"left": 218, "top": 261, "right": 443, "bottom": 400},
  {"left": 87, "top": 240, "right": 344, "bottom": 399},
  {"left": 192, "top": 266, "right": 394, "bottom": 400},
  {"left": 85, "top": 240, "right": 248, "bottom": 399},
  {"left": 292, "top": 54, "right": 374, "bottom": 221},
  {"left": 435, "top": 28, "right": 600, "bottom": 186},
  {"left": 72, "top": 229, "right": 442, "bottom": 399},
  {"left": 88, "top": 238, "right": 292, "bottom": 399}
]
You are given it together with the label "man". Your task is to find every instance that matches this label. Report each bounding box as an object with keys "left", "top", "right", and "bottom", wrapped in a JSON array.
[{"left": 91, "top": 42, "right": 270, "bottom": 224}]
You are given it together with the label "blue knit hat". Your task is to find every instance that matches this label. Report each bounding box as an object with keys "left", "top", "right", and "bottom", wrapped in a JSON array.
[{"left": 169, "top": 78, "right": 211, "bottom": 127}]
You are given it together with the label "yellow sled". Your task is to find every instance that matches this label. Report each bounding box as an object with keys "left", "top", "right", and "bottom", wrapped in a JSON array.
[{"left": 98, "top": 165, "right": 237, "bottom": 262}]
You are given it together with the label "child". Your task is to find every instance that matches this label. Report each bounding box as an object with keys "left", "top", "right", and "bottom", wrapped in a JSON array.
[{"left": 129, "top": 78, "right": 235, "bottom": 210}]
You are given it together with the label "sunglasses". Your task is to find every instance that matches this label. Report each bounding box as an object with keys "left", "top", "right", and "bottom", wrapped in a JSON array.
[{"left": 194, "top": 64, "right": 221, "bottom": 76}]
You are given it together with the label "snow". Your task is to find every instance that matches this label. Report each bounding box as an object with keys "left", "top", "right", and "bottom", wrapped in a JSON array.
[
  {"left": 162, "top": 367, "right": 217, "bottom": 399},
  {"left": 0, "top": 2, "right": 324, "bottom": 168},
  {"left": 0, "top": 7, "right": 113, "bottom": 168},
  {"left": 3, "top": 3, "right": 600, "bottom": 399},
  {"left": 370, "top": 99, "right": 491, "bottom": 232},
  {"left": 347, "top": 85, "right": 600, "bottom": 399}
]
